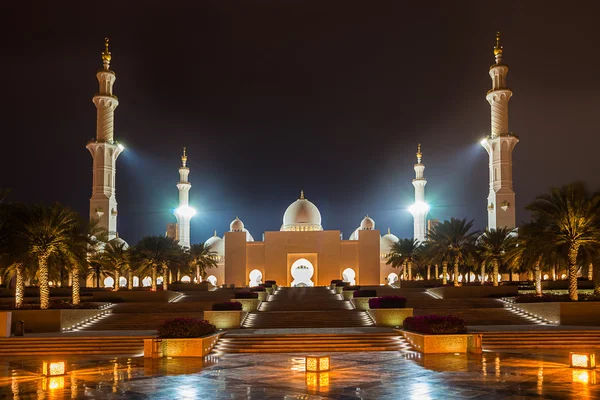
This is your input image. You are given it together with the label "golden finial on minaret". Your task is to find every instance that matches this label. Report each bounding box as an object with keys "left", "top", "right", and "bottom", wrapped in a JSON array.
[
  {"left": 416, "top": 143, "right": 422, "bottom": 163},
  {"left": 213, "top": 230, "right": 217, "bottom": 237},
  {"left": 101, "top": 37, "right": 112, "bottom": 69},
  {"left": 387, "top": 228, "right": 391, "bottom": 235},
  {"left": 181, "top": 146, "right": 187, "bottom": 167},
  {"left": 300, "top": 190, "right": 305, "bottom": 200},
  {"left": 493, "top": 31, "right": 503, "bottom": 61}
]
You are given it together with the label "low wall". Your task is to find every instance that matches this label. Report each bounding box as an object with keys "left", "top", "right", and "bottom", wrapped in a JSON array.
[
  {"left": 514, "top": 302, "right": 600, "bottom": 325},
  {"left": 541, "top": 281, "right": 594, "bottom": 290},
  {"left": 427, "top": 286, "right": 518, "bottom": 299},
  {"left": 92, "top": 290, "right": 181, "bottom": 303},
  {"left": 368, "top": 308, "right": 413, "bottom": 327},
  {"left": 168, "top": 282, "right": 216, "bottom": 292},
  {"left": 402, "top": 330, "right": 469, "bottom": 354},
  {"left": 400, "top": 280, "right": 443, "bottom": 288},
  {"left": 351, "top": 297, "right": 373, "bottom": 311},
  {"left": 203, "top": 311, "right": 247, "bottom": 329},
  {"left": 231, "top": 298, "right": 261, "bottom": 312},
  {"left": 10, "top": 309, "right": 107, "bottom": 333},
  {"left": 144, "top": 333, "right": 222, "bottom": 358},
  {"left": 0, "top": 312, "right": 11, "bottom": 337}
]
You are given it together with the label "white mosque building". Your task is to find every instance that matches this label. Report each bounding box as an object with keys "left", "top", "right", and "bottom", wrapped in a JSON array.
[{"left": 86, "top": 33, "right": 517, "bottom": 289}]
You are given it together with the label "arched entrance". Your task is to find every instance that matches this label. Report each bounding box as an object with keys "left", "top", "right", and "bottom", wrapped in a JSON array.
[
  {"left": 103, "top": 276, "right": 115, "bottom": 288},
  {"left": 181, "top": 275, "right": 191, "bottom": 283},
  {"left": 342, "top": 268, "right": 356, "bottom": 285},
  {"left": 291, "top": 258, "right": 314, "bottom": 287},
  {"left": 207, "top": 275, "right": 218, "bottom": 286},
  {"left": 249, "top": 269, "right": 262, "bottom": 287},
  {"left": 142, "top": 276, "right": 152, "bottom": 287},
  {"left": 387, "top": 272, "right": 398, "bottom": 285},
  {"left": 119, "top": 277, "right": 127, "bottom": 287}
]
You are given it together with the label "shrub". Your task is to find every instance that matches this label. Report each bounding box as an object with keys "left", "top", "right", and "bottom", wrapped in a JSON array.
[
  {"left": 515, "top": 293, "right": 570, "bottom": 303},
  {"left": 264, "top": 280, "right": 276, "bottom": 285},
  {"left": 262, "top": 283, "right": 274, "bottom": 288},
  {"left": 156, "top": 318, "right": 216, "bottom": 338},
  {"left": 233, "top": 292, "right": 259, "bottom": 299},
  {"left": 403, "top": 315, "right": 467, "bottom": 335},
  {"left": 353, "top": 289, "right": 377, "bottom": 298},
  {"left": 368, "top": 296, "right": 407, "bottom": 309},
  {"left": 331, "top": 279, "right": 344, "bottom": 286},
  {"left": 343, "top": 285, "right": 361, "bottom": 291},
  {"left": 212, "top": 301, "right": 243, "bottom": 311},
  {"left": 250, "top": 286, "right": 266, "bottom": 292}
]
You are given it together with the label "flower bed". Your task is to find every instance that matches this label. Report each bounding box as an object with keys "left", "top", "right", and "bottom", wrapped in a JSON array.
[
  {"left": 341, "top": 286, "right": 360, "bottom": 300},
  {"left": 343, "top": 285, "right": 360, "bottom": 291},
  {"left": 353, "top": 290, "right": 377, "bottom": 298},
  {"left": 212, "top": 301, "right": 243, "bottom": 311},
  {"left": 368, "top": 296, "right": 407, "bottom": 309},
  {"left": 157, "top": 318, "right": 216, "bottom": 338},
  {"left": 403, "top": 315, "right": 466, "bottom": 334},
  {"left": 250, "top": 286, "right": 266, "bottom": 292},
  {"left": 233, "top": 292, "right": 259, "bottom": 299}
]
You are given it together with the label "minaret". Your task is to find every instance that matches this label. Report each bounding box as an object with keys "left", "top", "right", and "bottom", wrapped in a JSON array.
[
  {"left": 409, "top": 144, "right": 429, "bottom": 242},
  {"left": 481, "top": 32, "right": 519, "bottom": 229},
  {"left": 86, "top": 38, "right": 123, "bottom": 240},
  {"left": 174, "top": 147, "right": 195, "bottom": 248}
]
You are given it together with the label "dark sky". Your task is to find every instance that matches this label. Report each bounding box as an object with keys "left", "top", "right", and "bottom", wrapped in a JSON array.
[{"left": 2, "top": 1, "right": 599, "bottom": 245}]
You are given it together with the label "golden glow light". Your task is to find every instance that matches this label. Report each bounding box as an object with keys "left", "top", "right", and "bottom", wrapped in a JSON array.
[
  {"left": 42, "top": 361, "right": 66, "bottom": 376},
  {"left": 570, "top": 352, "right": 596, "bottom": 369},
  {"left": 572, "top": 369, "right": 597, "bottom": 384},
  {"left": 306, "top": 372, "right": 330, "bottom": 388},
  {"left": 305, "top": 356, "right": 330, "bottom": 372},
  {"left": 48, "top": 376, "right": 65, "bottom": 390}
]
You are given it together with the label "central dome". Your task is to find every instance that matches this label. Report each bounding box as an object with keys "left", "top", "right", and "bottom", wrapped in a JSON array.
[{"left": 281, "top": 191, "right": 323, "bottom": 231}]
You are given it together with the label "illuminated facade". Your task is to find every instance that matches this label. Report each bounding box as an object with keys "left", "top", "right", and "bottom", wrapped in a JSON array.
[
  {"left": 481, "top": 32, "right": 519, "bottom": 229},
  {"left": 173, "top": 147, "right": 195, "bottom": 248},
  {"left": 409, "top": 144, "right": 429, "bottom": 242}
]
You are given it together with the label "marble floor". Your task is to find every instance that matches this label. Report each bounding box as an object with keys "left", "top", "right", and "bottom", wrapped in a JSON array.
[{"left": 0, "top": 350, "right": 599, "bottom": 399}]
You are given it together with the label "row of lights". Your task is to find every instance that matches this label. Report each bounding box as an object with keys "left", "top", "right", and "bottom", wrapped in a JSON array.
[
  {"left": 498, "top": 298, "right": 556, "bottom": 325},
  {"left": 62, "top": 308, "right": 113, "bottom": 332}
]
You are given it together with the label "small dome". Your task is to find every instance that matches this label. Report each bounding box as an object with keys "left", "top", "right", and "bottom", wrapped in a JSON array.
[
  {"left": 380, "top": 229, "right": 399, "bottom": 254},
  {"left": 205, "top": 232, "right": 224, "bottom": 257},
  {"left": 230, "top": 217, "right": 244, "bottom": 232},
  {"left": 360, "top": 215, "right": 375, "bottom": 230},
  {"left": 281, "top": 191, "right": 323, "bottom": 231},
  {"left": 109, "top": 236, "right": 129, "bottom": 250}
]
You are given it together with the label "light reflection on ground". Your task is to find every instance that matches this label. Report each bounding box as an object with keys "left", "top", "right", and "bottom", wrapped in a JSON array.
[{"left": 0, "top": 350, "right": 599, "bottom": 399}]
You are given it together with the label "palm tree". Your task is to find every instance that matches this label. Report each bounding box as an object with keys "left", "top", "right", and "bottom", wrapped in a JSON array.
[
  {"left": 99, "top": 241, "right": 131, "bottom": 291},
  {"left": 133, "top": 236, "right": 180, "bottom": 290},
  {"left": 0, "top": 203, "right": 31, "bottom": 308},
  {"left": 17, "top": 204, "right": 81, "bottom": 309},
  {"left": 386, "top": 238, "right": 421, "bottom": 281},
  {"left": 189, "top": 242, "right": 218, "bottom": 283},
  {"left": 478, "top": 227, "right": 516, "bottom": 287},
  {"left": 428, "top": 218, "right": 478, "bottom": 286},
  {"left": 526, "top": 182, "right": 600, "bottom": 301}
]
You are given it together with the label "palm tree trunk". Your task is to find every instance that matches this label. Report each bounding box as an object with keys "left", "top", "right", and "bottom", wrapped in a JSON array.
[
  {"left": 408, "top": 261, "right": 413, "bottom": 281},
  {"left": 426, "top": 265, "right": 431, "bottom": 280},
  {"left": 176, "top": 268, "right": 181, "bottom": 282},
  {"left": 162, "top": 266, "right": 168, "bottom": 291},
  {"left": 15, "top": 263, "right": 24, "bottom": 308},
  {"left": 453, "top": 258, "right": 460, "bottom": 287},
  {"left": 567, "top": 245, "right": 579, "bottom": 301},
  {"left": 593, "top": 262, "right": 600, "bottom": 296},
  {"left": 435, "top": 264, "right": 439, "bottom": 280},
  {"left": 151, "top": 265, "right": 157, "bottom": 291},
  {"left": 492, "top": 259, "right": 499, "bottom": 287},
  {"left": 39, "top": 254, "right": 50, "bottom": 310},
  {"left": 196, "top": 265, "right": 200, "bottom": 283},
  {"left": 128, "top": 268, "right": 133, "bottom": 290},
  {"left": 72, "top": 267, "right": 80, "bottom": 305},
  {"left": 442, "top": 262, "right": 448, "bottom": 285},
  {"left": 534, "top": 262, "right": 542, "bottom": 296},
  {"left": 589, "top": 263, "right": 593, "bottom": 281},
  {"left": 114, "top": 270, "right": 120, "bottom": 291},
  {"left": 480, "top": 261, "right": 485, "bottom": 285}
]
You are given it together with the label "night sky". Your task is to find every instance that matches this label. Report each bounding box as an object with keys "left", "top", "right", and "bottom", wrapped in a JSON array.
[{"left": 2, "top": 1, "right": 599, "bottom": 245}]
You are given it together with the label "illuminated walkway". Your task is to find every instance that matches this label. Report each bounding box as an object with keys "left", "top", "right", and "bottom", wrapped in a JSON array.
[{"left": 1, "top": 350, "right": 598, "bottom": 399}]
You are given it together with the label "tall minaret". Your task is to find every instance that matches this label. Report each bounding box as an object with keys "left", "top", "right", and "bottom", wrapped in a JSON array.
[
  {"left": 174, "top": 147, "right": 195, "bottom": 248},
  {"left": 86, "top": 38, "right": 123, "bottom": 240},
  {"left": 409, "top": 144, "right": 429, "bottom": 242},
  {"left": 481, "top": 32, "right": 519, "bottom": 229}
]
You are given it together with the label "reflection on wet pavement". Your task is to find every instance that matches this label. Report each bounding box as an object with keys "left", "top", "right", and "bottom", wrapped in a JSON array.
[{"left": 0, "top": 351, "right": 599, "bottom": 399}]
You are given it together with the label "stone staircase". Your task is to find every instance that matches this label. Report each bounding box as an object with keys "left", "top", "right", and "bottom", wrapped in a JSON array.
[
  {"left": 214, "top": 332, "right": 409, "bottom": 353},
  {"left": 242, "top": 287, "right": 374, "bottom": 329},
  {"left": 482, "top": 330, "right": 600, "bottom": 350},
  {"left": 0, "top": 336, "right": 149, "bottom": 356}
]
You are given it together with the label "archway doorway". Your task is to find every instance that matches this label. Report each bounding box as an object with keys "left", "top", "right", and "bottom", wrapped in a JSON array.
[
  {"left": 387, "top": 272, "right": 399, "bottom": 285},
  {"left": 207, "top": 275, "right": 217, "bottom": 286},
  {"left": 291, "top": 258, "right": 314, "bottom": 287},
  {"left": 181, "top": 275, "right": 191, "bottom": 283},
  {"left": 103, "top": 276, "right": 115, "bottom": 288},
  {"left": 249, "top": 269, "right": 262, "bottom": 287},
  {"left": 342, "top": 268, "right": 356, "bottom": 285},
  {"left": 142, "top": 276, "right": 152, "bottom": 287},
  {"left": 119, "top": 277, "right": 127, "bottom": 288}
]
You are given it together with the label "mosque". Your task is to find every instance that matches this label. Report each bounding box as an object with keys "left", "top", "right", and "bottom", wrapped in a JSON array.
[{"left": 86, "top": 33, "right": 517, "bottom": 289}]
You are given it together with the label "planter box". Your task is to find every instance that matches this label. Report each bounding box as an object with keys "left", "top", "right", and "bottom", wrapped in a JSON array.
[
  {"left": 426, "top": 286, "right": 518, "bottom": 299},
  {"left": 514, "top": 302, "right": 600, "bottom": 325},
  {"left": 203, "top": 310, "right": 247, "bottom": 329},
  {"left": 92, "top": 290, "right": 181, "bottom": 302},
  {"left": 335, "top": 287, "right": 344, "bottom": 294},
  {"left": 400, "top": 280, "right": 442, "bottom": 288},
  {"left": 351, "top": 297, "right": 375, "bottom": 311},
  {"left": 230, "top": 298, "right": 261, "bottom": 312},
  {"left": 0, "top": 312, "right": 11, "bottom": 337},
  {"left": 342, "top": 291, "right": 354, "bottom": 301},
  {"left": 330, "top": 284, "right": 336, "bottom": 290},
  {"left": 10, "top": 309, "right": 108, "bottom": 333},
  {"left": 265, "top": 288, "right": 274, "bottom": 295},
  {"left": 143, "top": 333, "right": 221, "bottom": 358},
  {"left": 256, "top": 292, "right": 268, "bottom": 301},
  {"left": 367, "top": 308, "right": 413, "bottom": 327},
  {"left": 401, "top": 330, "right": 469, "bottom": 353}
]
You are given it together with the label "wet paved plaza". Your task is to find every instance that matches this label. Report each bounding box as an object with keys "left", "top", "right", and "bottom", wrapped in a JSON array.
[{"left": 0, "top": 350, "right": 599, "bottom": 399}]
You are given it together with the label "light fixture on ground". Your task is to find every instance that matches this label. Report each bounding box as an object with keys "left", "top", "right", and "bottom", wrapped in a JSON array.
[
  {"left": 305, "top": 355, "right": 330, "bottom": 372},
  {"left": 570, "top": 352, "right": 596, "bottom": 369},
  {"left": 42, "top": 361, "right": 66, "bottom": 376}
]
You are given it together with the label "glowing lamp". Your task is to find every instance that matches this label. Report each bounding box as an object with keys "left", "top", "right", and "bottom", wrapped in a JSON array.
[
  {"left": 408, "top": 201, "right": 430, "bottom": 215},
  {"left": 42, "top": 361, "right": 66, "bottom": 376},
  {"left": 117, "top": 143, "right": 125, "bottom": 151},
  {"left": 306, "top": 372, "right": 330, "bottom": 388},
  {"left": 305, "top": 355, "right": 330, "bottom": 372},
  {"left": 174, "top": 205, "right": 196, "bottom": 218},
  {"left": 570, "top": 352, "right": 596, "bottom": 369},
  {"left": 480, "top": 138, "right": 487, "bottom": 145}
]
